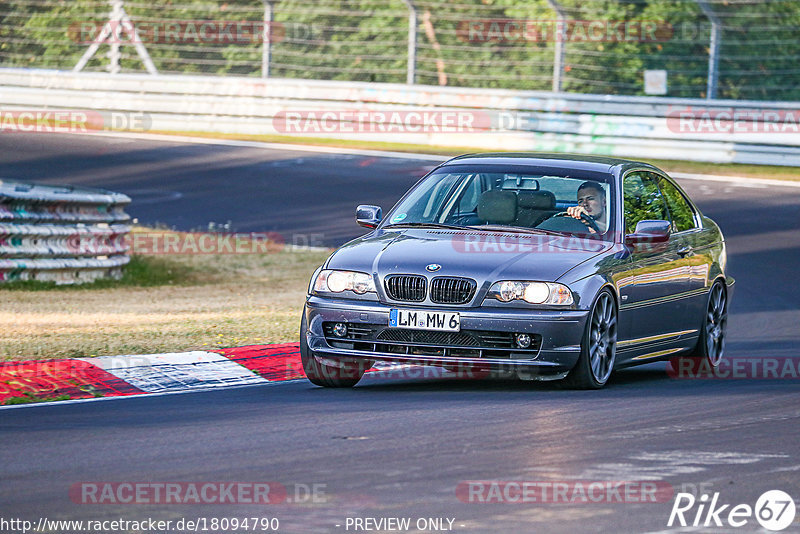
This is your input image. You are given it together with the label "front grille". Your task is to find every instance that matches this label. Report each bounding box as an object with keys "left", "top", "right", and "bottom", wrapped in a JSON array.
[
  {"left": 385, "top": 275, "right": 427, "bottom": 302},
  {"left": 322, "top": 322, "right": 541, "bottom": 360},
  {"left": 430, "top": 277, "right": 476, "bottom": 304}
]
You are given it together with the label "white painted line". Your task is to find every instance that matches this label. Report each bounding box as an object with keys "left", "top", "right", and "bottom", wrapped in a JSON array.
[
  {"left": 83, "top": 131, "right": 448, "bottom": 161},
  {"left": 80, "top": 351, "right": 268, "bottom": 393},
  {"left": 83, "top": 131, "right": 800, "bottom": 188},
  {"left": 671, "top": 171, "right": 800, "bottom": 188},
  {"left": 0, "top": 379, "right": 303, "bottom": 411}
]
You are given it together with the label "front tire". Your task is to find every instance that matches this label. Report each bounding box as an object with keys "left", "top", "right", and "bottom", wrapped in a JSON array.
[
  {"left": 562, "top": 289, "right": 618, "bottom": 389},
  {"left": 300, "top": 308, "right": 368, "bottom": 388}
]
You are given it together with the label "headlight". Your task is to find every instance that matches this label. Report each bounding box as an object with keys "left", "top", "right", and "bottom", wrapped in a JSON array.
[
  {"left": 313, "top": 270, "right": 376, "bottom": 295},
  {"left": 487, "top": 281, "right": 573, "bottom": 305}
]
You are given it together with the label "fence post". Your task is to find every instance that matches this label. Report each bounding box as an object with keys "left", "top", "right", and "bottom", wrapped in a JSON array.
[
  {"left": 73, "top": 0, "right": 158, "bottom": 75},
  {"left": 402, "top": 0, "right": 417, "bottom": 84},
  {"left": 545, "top": 0, "right": 566, "bottom": 93},
  {"left": 107, "top": 0, "right": 122, "bottom": 74},
  {"left": 695, "top": 0, "right": 720, "bottom": 99},
  {"left": 262, "top": 0, "right": 275, "bottom": 78}
]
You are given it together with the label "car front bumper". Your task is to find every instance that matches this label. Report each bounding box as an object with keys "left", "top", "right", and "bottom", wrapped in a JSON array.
[{"left": 304, "top": 296, "right": 589, "bottom": 378}]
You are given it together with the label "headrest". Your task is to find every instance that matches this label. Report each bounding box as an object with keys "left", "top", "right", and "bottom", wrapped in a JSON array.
[
  {"left": 477, "top": 190, "right": 517, "bottom": 224},
  {"left": 517, "top": 190, "right": 556, "bottom": 209}
]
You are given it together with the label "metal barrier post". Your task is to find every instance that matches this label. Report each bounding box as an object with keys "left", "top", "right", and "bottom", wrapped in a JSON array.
[
  {"left": 545, "top": 0, "right": 566, "bottom": 93},
  {"left": 402, "top": 0, "right": 417, "bottom": 85},
  {"left": 695, "top": 0, "right": 721, "bottom": 99},
  {"left": 262, "top": 0, "right": 275, "bottom": 78}
]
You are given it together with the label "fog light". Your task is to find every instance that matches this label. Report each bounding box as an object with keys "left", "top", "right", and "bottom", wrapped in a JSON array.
[
  {"left": 515, "top": 333, "right": 532, "bottom": 349},
  {"left": 332, "top": 323, "right": 348, "bottom": 337}
]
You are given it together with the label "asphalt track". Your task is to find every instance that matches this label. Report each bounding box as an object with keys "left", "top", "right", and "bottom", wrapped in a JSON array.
[{"left": 1, "top": 133, "right": 800, "bottom": 533}]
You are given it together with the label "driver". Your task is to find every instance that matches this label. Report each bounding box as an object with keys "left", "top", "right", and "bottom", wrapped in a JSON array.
[{"left": 566, "top": 181, "right": 607, "bottom": 233}]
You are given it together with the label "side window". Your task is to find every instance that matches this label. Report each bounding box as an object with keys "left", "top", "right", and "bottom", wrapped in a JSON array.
[
  {"left": 622, "top": 172, "right": 669, "bottom": 234},
  {"left": 656, "top": 175, "right": 696, "bottom": 233}
]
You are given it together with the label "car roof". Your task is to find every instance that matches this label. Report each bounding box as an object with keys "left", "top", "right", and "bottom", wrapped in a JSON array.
[{"left": 440, "top": 152, "right": 663, "bottom": 175}]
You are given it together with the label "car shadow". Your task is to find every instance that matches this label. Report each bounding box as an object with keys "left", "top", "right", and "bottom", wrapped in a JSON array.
[{"left": 337, "top": 360, "right": 798, "bottom": 397}]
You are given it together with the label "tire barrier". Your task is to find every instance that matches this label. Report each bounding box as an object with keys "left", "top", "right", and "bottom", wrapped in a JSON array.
[{"left": 0, "top": 179, "right": 131, "bottom": 284}]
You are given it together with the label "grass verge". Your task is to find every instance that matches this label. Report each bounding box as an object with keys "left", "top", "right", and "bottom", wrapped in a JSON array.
[
  {"left": 2, "top": 394, "right": 72, "bottom": 406},
  {"left": 0, "top": 228, "right": 330, "bottom": 361}
]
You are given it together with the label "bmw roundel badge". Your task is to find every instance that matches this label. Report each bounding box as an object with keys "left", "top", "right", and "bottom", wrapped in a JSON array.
[{"left": 426, "top": 263, "right": 442, "bottom": 272}]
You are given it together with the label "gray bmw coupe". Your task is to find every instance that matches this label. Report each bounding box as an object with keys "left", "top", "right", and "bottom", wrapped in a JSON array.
[{"left": 300, "top": 153, "right": 734, "bottom": 389}]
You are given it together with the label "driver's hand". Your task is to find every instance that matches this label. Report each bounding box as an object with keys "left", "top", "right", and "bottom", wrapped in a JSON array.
[
  {"left": 566, "top": 206, "right": 597, "bottom": 234},
  {"left": 567, "top": 206, "right": 589, "bottom": 219}
]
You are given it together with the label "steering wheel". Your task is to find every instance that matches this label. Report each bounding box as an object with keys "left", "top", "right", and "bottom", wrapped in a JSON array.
[{"left": 553, "top": 211, "right": 601, "bottom": 234}]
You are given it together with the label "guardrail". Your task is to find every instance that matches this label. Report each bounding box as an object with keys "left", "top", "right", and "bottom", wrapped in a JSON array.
[
  {"left": 0, "top": 179, "right": 131, "bottom": 284},
  {"left": 1, "top": 68, "right": 799, "bottom": 166}
]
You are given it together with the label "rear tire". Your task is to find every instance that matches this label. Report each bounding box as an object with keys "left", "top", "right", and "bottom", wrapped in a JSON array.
[
  {"left": 300, "top": 309, "right": 368, "bottom": 388},
  {"left": 562, "top": 289, "right": 617, "bottom": 390},
  {"left": 673, "top": 281, "right": 727, "bottom": 372}
]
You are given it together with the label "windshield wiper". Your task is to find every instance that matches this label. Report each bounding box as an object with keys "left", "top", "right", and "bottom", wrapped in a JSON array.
[
  {"left": 466, "top": 224, "right": 558, "bottom": 236},
  {"left": 384, "top": 222, "right": 560, "bottom": 236},
  {"left": 383, "top": 222, "right": 469, "bottom": 231}
]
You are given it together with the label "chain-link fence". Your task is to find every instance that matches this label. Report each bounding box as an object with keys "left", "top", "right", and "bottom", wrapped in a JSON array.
[{"left": 1, "top": 0, "right": 798, "bottom": 101}]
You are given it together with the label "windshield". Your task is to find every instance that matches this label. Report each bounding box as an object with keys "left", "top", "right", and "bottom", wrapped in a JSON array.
[{"left": 383, "top": 165, "right": 615, "bottom": 239}]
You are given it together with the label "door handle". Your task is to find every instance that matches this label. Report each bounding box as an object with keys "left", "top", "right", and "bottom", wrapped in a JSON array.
[{"left": 677, "top": 246, "right": 693, "bottom": 257}]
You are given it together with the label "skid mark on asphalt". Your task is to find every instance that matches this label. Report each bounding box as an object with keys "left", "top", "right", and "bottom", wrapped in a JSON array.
[
  {"left": 535, "top": 451, "right": 790, "bottom": 481},
  {"left": 607, "top": 408, "right": 800, "bottom": 439}
]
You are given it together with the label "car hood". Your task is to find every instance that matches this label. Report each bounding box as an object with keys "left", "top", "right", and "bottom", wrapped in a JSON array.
[{"left": 327, "top": 228, "right": 612, "bottom": 290}]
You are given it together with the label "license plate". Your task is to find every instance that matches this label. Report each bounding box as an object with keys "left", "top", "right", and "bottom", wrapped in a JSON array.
[{"left": 389, "top": 309, "right": 460, "bottom": 332}]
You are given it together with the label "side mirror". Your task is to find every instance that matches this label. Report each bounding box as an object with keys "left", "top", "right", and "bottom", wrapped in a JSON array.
[
  {"left": 625, "top": 220, "right": 671, "bottom": 251},
  {"left": 356, "top": 205, "right": 382, "bottom": 229}
]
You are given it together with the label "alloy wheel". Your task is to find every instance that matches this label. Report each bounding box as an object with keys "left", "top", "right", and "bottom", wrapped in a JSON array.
[
  {"left": 589, "top": 292, "right": 617, "bottom": 383},
  {"left": 705, "top": 283, "right": 727, "bottom": 366}
]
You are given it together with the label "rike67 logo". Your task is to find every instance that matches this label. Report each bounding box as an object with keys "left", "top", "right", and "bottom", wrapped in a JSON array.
[{"left": 668, "top": 490, "right": 796, "bottom": 531}]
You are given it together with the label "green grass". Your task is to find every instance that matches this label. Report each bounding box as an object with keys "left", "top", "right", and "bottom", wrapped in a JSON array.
[
  {"left": 2, "top": 393, "right": 71, "bottom": 405},
  {"left": 0, "top": 256, "right": 195, "bottom": 291},
  {"left": 0, "top": 228, "right": 331, "bottom": 361}
]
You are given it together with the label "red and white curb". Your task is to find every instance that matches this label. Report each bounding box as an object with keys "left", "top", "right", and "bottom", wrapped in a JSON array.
[
  {"left": 0, "top": 344, "right": 417, "bottom": 407},
  {"left": 0, "top": 343, "right": 304, "bottom": 406}
]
